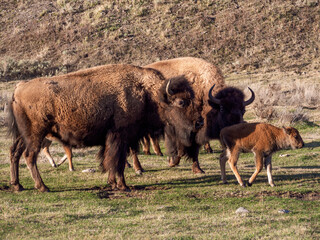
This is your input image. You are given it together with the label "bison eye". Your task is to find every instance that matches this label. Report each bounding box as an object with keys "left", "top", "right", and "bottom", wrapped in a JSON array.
[{"left": 172, "top": 98, "right": 186, "bottom": 108}]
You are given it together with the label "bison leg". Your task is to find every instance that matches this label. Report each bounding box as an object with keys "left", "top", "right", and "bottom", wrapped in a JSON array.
[
  {"left": 150, "top": 137, "right": 163, "bottom": 156},
  {"left": 264, "top": 155, "right": 275, "bottom": 187},
  {"left": 61, "top": 145, "right": 74, "bottom": 171},
  {"left": 204, "top": 142, "right": 213, "bottom": 153},
  {"left": 107, "top": 171, "right": 117, "bottom": 190},
  {"left": 227, "top": 149, "right": 244, "bottom": 186},
  {"left": 41, "top": 138, "right": 57, "bottom": 168},
  {"left": 103, "top": 133, "right": 129, "bottom": 191},
  {"left": 189, "top": 146, "right": 204, "bottom": 174},
  {"left": 219, "top": 149, "right": 229, "bottom": 184},
  {"left": 142, "top": 136, "right": 151, "bottom": 155},
  {"left": 10, "top": 136, "right": 26, "bottom": 191},
  {"left": 25, "top": 148, "right": 49, "bottom": 192},
  {"left": 247, "top": 151, "right": 264, "bottom": 187},
  {"left": 130, "top": 148, "right": 144, "bottom": 175}
]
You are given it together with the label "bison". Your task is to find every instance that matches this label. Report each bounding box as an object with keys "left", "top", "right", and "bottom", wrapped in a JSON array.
[
  {"left": 219, "top": 122, "right": 304, "bottom": 187},
  {"left": 7, "top": 64, "right": 204, "bottom": 192},
  {"left": 129, "top": 57, "right": 255, "bottom": 174}
]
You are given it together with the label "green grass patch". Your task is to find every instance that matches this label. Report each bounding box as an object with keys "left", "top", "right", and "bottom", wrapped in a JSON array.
[{"left": 0, "top": 128, "right": 319, "bottom": 239}]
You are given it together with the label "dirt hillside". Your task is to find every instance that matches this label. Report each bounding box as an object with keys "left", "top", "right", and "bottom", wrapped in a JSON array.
[{"left": 0, "top": 0, "right": 319, "bottom": 81}]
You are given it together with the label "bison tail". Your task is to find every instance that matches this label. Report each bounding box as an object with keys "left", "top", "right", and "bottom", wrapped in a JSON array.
[{"left": 6, "top": 98, "right": 20, "bottom": 140}]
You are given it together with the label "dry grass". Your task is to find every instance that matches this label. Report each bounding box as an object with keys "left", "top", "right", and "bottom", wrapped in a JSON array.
[
  {"left": 1, "top": 0, "right": 320, "bottom": 81},
  {"left": 226, "top": 71, "right": 320, "bottom": 125}
]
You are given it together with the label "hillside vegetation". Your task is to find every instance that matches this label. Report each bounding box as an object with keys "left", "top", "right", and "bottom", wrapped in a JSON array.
[{"left": 0, "top": 0, "right": 319, "bottom": 81}]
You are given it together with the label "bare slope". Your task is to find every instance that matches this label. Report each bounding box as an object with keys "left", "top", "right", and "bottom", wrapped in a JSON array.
[{"left": 0, "top": 0, "right": 319, "bottom": 81}]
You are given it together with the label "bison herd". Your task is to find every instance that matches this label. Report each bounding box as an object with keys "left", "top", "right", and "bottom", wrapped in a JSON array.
[{"left": 6, "top": 57, "right": 304, "bottom": 192}]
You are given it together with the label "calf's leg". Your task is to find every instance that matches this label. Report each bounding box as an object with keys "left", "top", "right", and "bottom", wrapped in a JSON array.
[
  {"left": 219, "top": 149, "right": 229, "bottom": 184},
  {"left": 150, "top": 137, "right": 163, "bottom": 156},
  {"left": 264, "top": 155, "right": 275, "bottom": 187},
  {"left": 227, "top": 149, "right": 244, "bottom": 186},
  {"left": 142, "top": 136, "right": 151, "bottom": 155},
  {"left": 61, "top": 145, "right": 74, "bottom": 171},
  {"left": 41, "top": 139, "right": 57, "bottom": 168},
  {"left": 247, "top": 151, "right": 263, "bottom": 186},
  {"left": 130, "top": 148, "right": 144, "bottom": 175}
]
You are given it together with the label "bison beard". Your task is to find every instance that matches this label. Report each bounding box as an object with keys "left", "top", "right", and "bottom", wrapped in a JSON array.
[{"left": 7, "top": 64, "right": 203, "bottom": 192}]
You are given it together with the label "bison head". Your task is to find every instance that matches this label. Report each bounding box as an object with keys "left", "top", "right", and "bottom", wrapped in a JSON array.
[
  {"left": 282, "top": 127, "right": 304, "bottom": 149},
  {"left": 197, "top": 85, "right": 255, "bottom": 143},
  {"left": 158, "top": 76, "right": 204, "bottom": 148}
]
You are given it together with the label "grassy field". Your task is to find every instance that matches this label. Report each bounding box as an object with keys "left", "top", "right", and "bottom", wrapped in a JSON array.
[{"left": 0, "top": 73, "right": 319, "bottom": 239}]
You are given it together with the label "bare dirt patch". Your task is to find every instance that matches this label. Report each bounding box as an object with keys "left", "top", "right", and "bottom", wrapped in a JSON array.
[
  {"left": 256, "top": 191, "right": 320, "bottom": 201},
  {"left": 97, "top": 185, "right": 172, "bottom": 199}
]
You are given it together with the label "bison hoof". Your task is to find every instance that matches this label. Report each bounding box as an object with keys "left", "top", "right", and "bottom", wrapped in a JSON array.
[
  {"left": 192, "top": 168, "right": 205, "bottom": 174},
  {"left": 11, "top": 183, "right": 24, "bottom": 192},
  {"left": 38, "top": 185, "right": 50, "bottom": 192},
  {"left": 117, "top": 185, "right": 130, "bottom": 192},
  {"left": 206, "top": 148, "right": 213, "bottom": 153},
  {"left": 168, "top": 156, "right": 180, "bottom": 167},
  {"left": 169, "top": 162, "right": 178, "bottom": 167}
]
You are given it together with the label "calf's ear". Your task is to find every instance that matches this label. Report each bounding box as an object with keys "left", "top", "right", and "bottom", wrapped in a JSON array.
[{"left": 282, "top": 127, "right": 292, "bottom": 135}]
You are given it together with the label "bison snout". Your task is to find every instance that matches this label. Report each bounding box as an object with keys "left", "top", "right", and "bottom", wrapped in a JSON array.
[
  {"left": 300, "top": 142, "right": 305, "bottom": 148},
  {"left": 195, "top": 117, "right": 204, "bottom": 130}
]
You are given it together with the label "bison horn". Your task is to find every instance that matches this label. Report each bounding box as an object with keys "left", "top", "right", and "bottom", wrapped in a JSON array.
[
  {"left": 208, "top": 84, "right": 221, "bottom": 105},
  {"left": 166, "top": 79, "right": 174, "bottom": 96},
  {"left": 244, "top": 87, "right": 255, "bottom": 106}
]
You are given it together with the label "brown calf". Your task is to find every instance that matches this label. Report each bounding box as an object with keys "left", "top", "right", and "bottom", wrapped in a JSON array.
[
  {"left": 41, "top": 138, "right": 74, "bottom": 171},
  {"left": 219, "top": 123, "right": 304, "bottom": 187}
]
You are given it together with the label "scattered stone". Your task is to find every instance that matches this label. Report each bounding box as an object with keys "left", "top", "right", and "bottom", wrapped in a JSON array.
[
  {"left": 278, "top": 209, "right": 290, "bottom": 214},
  {"left": 236, "top": 207, "right": 249, "bottom": 214},
  {"left": 279, "top": 154, "right": 290, "bottom": 157},
  {"left": 82, "top": 168, "right": 96, "bottom": 173}
]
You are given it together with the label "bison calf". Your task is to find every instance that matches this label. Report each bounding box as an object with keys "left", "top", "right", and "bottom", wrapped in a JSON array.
[{"left": 219, "top": 123, "right": 304, "bottom": 187}]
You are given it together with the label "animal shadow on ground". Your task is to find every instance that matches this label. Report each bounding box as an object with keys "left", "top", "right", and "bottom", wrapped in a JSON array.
[{"left": 304, "top": 141, "right": 320, "bottom": 148}]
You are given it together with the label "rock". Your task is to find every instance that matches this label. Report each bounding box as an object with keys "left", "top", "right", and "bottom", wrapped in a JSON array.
[
  {"left": 278, "top": 209, "right": 290, "bottom": 214},
  {"left": 279, "top": 154, "right": 290, "bottom": 157},
  {"left": 82, "top": 168, "right": 96, "bottom": 173},
  {"left": 236, "top": 207, "right": 249, "bottom": 214}
]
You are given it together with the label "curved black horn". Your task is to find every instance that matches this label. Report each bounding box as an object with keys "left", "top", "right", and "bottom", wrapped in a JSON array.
[
  {"left": 244, "top": 87, "right": 255, "bottom": 106},
  {"left": 208, "top": 84, "right": 221, "bottom": 105},
  {"left": 166, "top": 79, "right": 174, "bottom": 96}
]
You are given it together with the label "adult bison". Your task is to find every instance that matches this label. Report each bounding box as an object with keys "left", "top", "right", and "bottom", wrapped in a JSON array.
[
  {"left": 130, "top": 57, "right": 255, "bottom": 174},
  {"left": 8, "top": 64, "right": 204, "bottom": 192}
]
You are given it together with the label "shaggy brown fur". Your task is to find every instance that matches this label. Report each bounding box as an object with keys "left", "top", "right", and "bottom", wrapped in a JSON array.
[
  {"left": 7, "top": 64, "right": 203, "bottom": 192},
  {"left": 132, "top": 57, "right": 255, "bottom": 174},
  {"left": 219, "top": 123, "right": 304, "bottom": 187}
]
